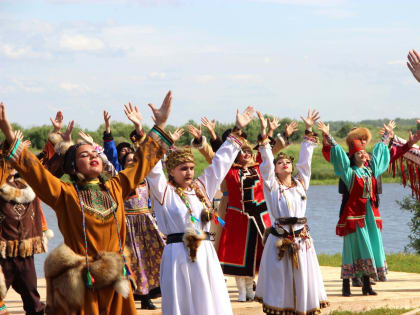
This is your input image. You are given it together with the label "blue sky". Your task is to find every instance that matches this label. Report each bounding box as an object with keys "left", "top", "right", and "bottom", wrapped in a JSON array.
[{"left": 1, "top": 0, "right": 420, "bottom": 129}]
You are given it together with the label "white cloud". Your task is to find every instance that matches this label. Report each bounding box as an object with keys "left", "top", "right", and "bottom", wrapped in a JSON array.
[
  {"left": 227, "top": 74, "right": 261, "bottom": 81},
  {"left": 12, "top": 79, "right": 45, "bottom": 93},
  {"left": 59, "top": 82, "right": 91, "bottom": 92},
  {"left": 194, "top": 74, "right": 216, "bottom": 83},
  {"left": 0, "top": 44, "right": 29, "bottom": 58},
  {"left": 59, "top": 34, "right": 105, "bottom": 51},
  {"left": 387, "top": 59, "right": 406, "bottom": 65},
  {"left": 312, "top": 8, "right": 355, "bottom": 18},
  {"left": 148, "top": 72, "right": 167, "bottom": 80}
]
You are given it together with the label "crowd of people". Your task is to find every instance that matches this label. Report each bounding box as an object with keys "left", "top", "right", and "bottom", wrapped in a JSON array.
[{"left": 0, "top": 50, "right": 419, "bottom": 315}]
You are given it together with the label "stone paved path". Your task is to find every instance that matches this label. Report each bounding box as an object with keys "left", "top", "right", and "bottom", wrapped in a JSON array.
[{"left": 4, "top": 266, "right": 420, "bottom": 314}]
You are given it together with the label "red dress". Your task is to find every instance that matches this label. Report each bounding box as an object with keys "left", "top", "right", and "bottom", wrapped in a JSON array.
[{"left": 217, "top": 154, "right": 271, "bottom": 277}]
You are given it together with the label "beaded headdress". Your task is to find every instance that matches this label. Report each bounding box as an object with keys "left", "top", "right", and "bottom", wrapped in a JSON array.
[{"left": 165, "top": 147, "right": 195, "bottom": 172}]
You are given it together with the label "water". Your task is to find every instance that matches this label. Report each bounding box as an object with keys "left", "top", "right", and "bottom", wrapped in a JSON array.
[{"left": 34, "top": 183, "right": 413, "bottom": 277}]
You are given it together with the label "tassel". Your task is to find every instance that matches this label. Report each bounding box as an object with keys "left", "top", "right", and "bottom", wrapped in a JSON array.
[
  {"left": 217, "top": 216, "right": 226, "bottom": 227},
  {"left": 86, "top": 270, "right": 95, "bottom": 287},
  {"left": 190, "top": 215, "right": 199, "bottom": 223},
  {"left": 124, "top": 263, "right": 132, "bottom": 276}
]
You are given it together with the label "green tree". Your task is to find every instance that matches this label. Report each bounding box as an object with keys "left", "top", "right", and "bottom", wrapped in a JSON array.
[{"left": 397, "top": 196, "right": 420, "bottom": 254}]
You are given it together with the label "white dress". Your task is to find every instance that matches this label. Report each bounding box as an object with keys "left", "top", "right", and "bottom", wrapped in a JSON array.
[
  {"left": 146, "top": 135, "right": 242, "bottom": 315},
  {"left": 255, "top": 139, "right": 328, "bottom": 315}
]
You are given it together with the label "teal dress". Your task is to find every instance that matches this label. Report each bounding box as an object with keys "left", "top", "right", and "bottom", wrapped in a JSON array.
[{"left": 329, "top": 137, "right": 390, "bottom": 280}]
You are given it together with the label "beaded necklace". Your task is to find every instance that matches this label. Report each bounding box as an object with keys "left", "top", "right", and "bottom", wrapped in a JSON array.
[
  {"left": 175, "top": 183, "right": 225, "bottom": 228},
  {"left": 74, "top": 180, "right": 131, "bottom": 288}
]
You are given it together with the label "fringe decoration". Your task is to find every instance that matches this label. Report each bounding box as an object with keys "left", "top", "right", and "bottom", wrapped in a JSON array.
[{"left": 86, "top": 270, "right": 95, "bottom": 287}]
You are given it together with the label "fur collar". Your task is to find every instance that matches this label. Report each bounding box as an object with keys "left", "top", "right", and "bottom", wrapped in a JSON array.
[{"left": 0, "top": 178, "right": 36, "bottom": 203}]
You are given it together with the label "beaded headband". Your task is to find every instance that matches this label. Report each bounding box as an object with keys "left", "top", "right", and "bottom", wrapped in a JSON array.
[{"left": 165, "top": 147, "right": 195, "bottom": 172}]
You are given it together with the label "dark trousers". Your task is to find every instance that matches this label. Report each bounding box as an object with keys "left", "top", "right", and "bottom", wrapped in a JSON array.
[{"left": 0, "top": 256, "right": 44, "bottom": 315}]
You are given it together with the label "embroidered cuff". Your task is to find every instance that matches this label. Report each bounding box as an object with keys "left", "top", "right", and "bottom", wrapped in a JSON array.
[
  {"left": 103, "top": 131, "right": 113, "bottom": 141},
  {"left": 4, "top": 138, "right": 24, "bottom": 163},
  {"left": 191, "top": 136, "right": 207, "bottom": 149},
  {"left": 227, "top": 131, "right": 245, "bottom": 150},
  {"left": 149, "top": 125, "right": 174, "bottom": 150},
  {"left": 325, "top": 134, "right": 337, "bottom": 146},
  {"left": 303, "top": 131, "right": 319, "bottom": 145}
]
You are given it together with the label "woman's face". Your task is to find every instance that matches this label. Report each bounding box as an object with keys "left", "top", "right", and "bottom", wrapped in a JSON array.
[
  {"left": 123, "top": 153, "right": 135, "bottom": 169},
  {"left": 354, "top": 150, "right": 368, "bottom": 166},
  {"left": 75, "top": 144, "right": 103, "bottom": 180},
  {"left": 169, "top": 162, "right": 195, "bottom": 189},
  {"left": 119, "top": 146, "right": 133, "bottom": 161},
  {"left": 236, "top": 148, "right": 253, "bottom": 165},
  {"left": 275, "top": 158, "right": 293, "bottom": 177}
]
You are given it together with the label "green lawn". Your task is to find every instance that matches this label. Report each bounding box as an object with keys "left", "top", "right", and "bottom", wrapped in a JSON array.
[{"left": 329, "top": 308, "right": 410, "bottom": 315}]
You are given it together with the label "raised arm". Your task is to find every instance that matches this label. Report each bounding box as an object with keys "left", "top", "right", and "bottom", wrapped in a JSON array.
[
  {"left": 258, "top": 140, "right": 276, "bottom": 191},
  {"left": 318, "top": 121, "right": 353, "bottom": 188},
  {"left": 108, "top": 91, "right": 174, "bottom": 200},
  {"left": 198, "top": 106, "right": 254, "bottom": 200},
  {"left": 370, "top": 124, "right": 391, "bottom": 178},
  {"left": 102, "top": 110, "right": 123, "bottom": 172}
]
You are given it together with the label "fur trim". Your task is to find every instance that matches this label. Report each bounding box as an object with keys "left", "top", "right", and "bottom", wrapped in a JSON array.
[
  {"left": 0, "top": 265, "right": 6, "bottom": 300},
  {"left": 0, "top": 179, "right": 36, "bottom": 203},
  {"left": 346, "top": 127, "right": 372, "bottom": 148},
  {"left": 54, "top": 140, "right": 74, "bottom": 156},
  {"left": 48, "top": 133, "right": 63, "bottom": 146},
  {"left": 44, "top": 243, "right": 130, "bottom": 313},
  {"left": 42, "top": 229, "right": 54, "bottom": 253},
  {"left": 183, "top": 227, "right": 206, "bottom": 262}
]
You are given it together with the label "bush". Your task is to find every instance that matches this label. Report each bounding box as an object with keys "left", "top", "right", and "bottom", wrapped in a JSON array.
[{"left": 397, "top": 196, "right": 420, "bottom": 254}]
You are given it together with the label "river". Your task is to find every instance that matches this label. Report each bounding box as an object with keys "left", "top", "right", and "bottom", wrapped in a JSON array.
[{"left": 34, "top": 183, "right": 413, "bottom": 277}]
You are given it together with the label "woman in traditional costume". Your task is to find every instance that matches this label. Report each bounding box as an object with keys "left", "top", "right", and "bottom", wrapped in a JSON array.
[
  {"left": 255, "top": 110, "right": 328, "bottom": 315},
  {"left": 0, "top": 92, "right": 173, "bottom": 315},
  {"left": 318, "top": 121, "right": 390, "bottom": 297},
  {"left": 146, "top": 107, "right": 255, "bottom": 315},
  {"left": 95, "top": 103, "right": 169, "bottom": 310},
  {"left": 216, "top": 117, "right": 296, "bottom": 302}
]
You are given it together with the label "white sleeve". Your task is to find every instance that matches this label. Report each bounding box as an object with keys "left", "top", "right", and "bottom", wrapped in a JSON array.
[
  {"left": 197, "top": 134, "right": 242, "bottom": 200},
  {"left": 146, "top": 160, "right": 169, "bottom": 205},
  {"left": 258, "top": 142, "right": 276, "bottom": 191},
  {"left": 295, "top": 139, "right": 317, "bottom": 190}
]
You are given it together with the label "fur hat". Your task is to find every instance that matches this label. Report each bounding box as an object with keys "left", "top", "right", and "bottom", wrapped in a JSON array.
[
  {"left": 165, "top": 147, "right": 195, "bottom": 172},
  {"left": 345, "top": 127, "right": 372, "bottom": 148}
]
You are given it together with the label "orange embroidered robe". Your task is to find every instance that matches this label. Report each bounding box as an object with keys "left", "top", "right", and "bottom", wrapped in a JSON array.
[{"left": 4, "top": 129, "right": 171, "bottom": 315}]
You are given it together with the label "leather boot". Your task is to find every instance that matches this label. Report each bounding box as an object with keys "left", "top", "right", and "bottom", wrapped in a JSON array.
[
  {"left": 362, "top": 275, "right": 377, "bottom": 296},
  {"left": 342, "top": 279, "right": 351, "bottom": 297},
  {"left": 235, "top": 277, "right": 246, "bottom": 302},
  {"left": 140, "top": 295, "right": 157, "bottom": 310},
  {"left": 245, "top": 277, "right": 255, "bottom": 301}
]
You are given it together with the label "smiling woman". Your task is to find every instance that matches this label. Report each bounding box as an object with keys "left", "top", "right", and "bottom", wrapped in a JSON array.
[{"left": 0, "top": 92, "right": 174, "bottom": 315}]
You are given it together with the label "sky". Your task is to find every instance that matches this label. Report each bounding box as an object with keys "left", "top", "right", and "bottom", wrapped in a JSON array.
[{"left": 1, "top": 0, "right": 420, "bottom": 129}]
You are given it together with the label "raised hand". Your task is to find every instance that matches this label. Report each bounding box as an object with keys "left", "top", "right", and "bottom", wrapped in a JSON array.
[
  {"left": 50, "top": 111, "right": 64, "bottom": 132},
  {"left": 201, "top": 117, "right": 217, "bottom": 140},
  {"left": 188, "top": 124, "right": 202, "bottom": 140},
  {"left": 235, "top": 106, "right": 255, "bottom": 130},
  {"left": 268, "top": 116, "right": 280, "bottom": 135},
  {"left": 169, "top": 128, "right": 185, "bottom": 143},
  {"left": 23, "top": 140, "right": 32, "bottom": 148},
  {"left": 0, "top": 102, "right": 16, "bottom": 143},
  {"left": 61, "top": 120, "right": 74, "bottom": 142},
  {"left": 79, "top": 130, "right": 94, "bottom": 146},
  {"left": 301, "top": 109, "right": 320, "bottom": 131},
  {"left": 257, "top": 111, "right": 268, "bottom": 138},
  {"left": 408, "top": 130, "right": 420, "bottom": 147},
  {"left": 407, "top": 49, "right": 420, "bottom": 83},
  {"left": 383, "top": 120, "right": 396, "bottom": 137},
  {"left": 124, "top": 102, "right": 143, "bottom": 134},
  {"left": 104, "top": 110, "right": 111, "bottom": 133},
  {"left": 317, "top": 121, "right": 330, "bottom": 135},
  {"left": 285, "top": 121, "right": 298, "bottom": 138},
  {"left": 148, "top": 90, "right": 172, "bottom": 129}
]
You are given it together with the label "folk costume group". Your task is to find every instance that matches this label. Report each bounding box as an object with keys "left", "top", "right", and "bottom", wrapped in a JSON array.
[{"left": 0, "top": 49, "right": 420, "bottom": 315}]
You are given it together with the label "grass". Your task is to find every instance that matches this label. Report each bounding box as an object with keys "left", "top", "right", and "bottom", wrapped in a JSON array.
[
  {"left": 317, "top": 253, "right": 420, "bottom": 273},
  {"left": 328, "top": 308, "right": 411, "bottom": 315}
]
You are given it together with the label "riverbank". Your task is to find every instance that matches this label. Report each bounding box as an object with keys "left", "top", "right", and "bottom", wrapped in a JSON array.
[{"left": 5, "top": 266, "right": 420, "bottom": 314}]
